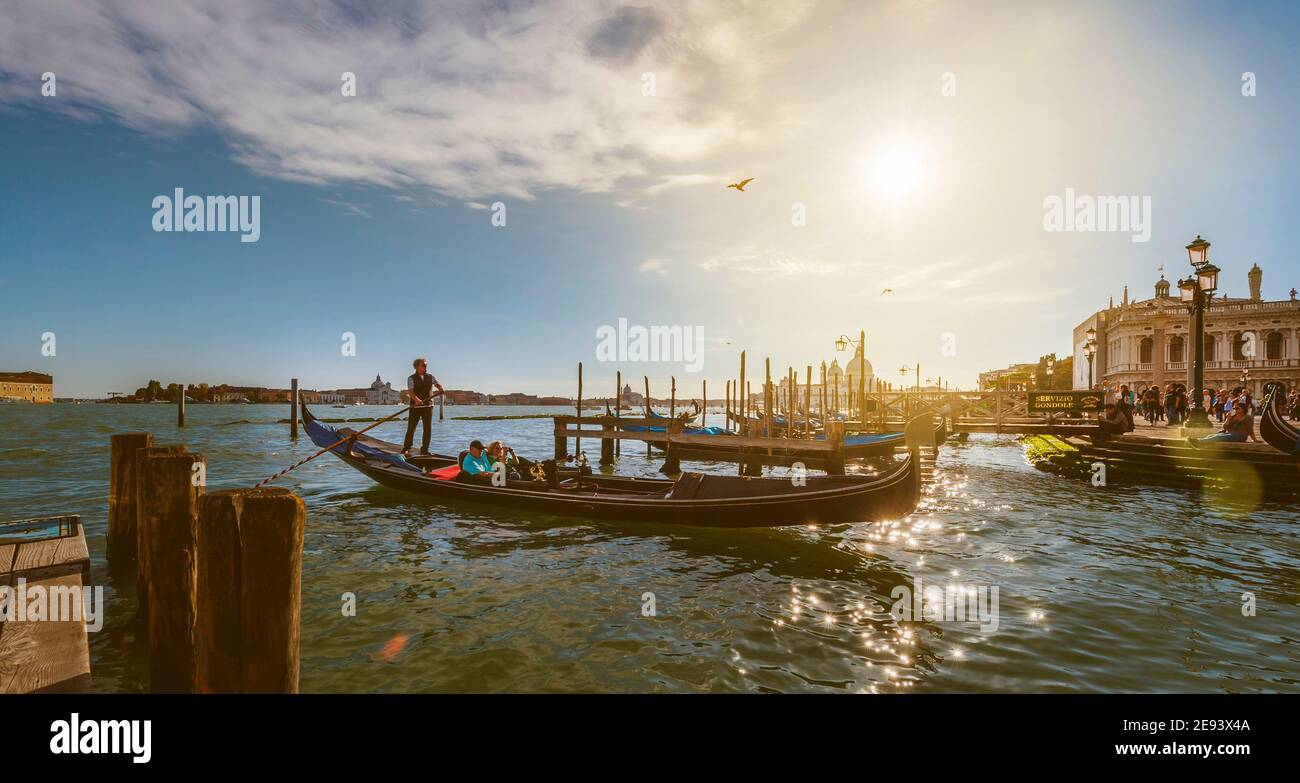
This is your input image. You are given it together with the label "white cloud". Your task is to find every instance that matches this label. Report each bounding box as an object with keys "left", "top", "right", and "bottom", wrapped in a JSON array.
[
  {"left": 0, "top": 1, "right": 814, "bottom": 200},
  {"left": 644, "top": 173, "right": 722, "bottom": 195},
  {"left": 639, "top": 257, "right": 673, "bottom": 275}
]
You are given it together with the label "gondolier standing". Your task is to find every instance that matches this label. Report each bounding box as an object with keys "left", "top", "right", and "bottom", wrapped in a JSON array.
[{"left": 403, "top": 357, "right": 444, "bottom": 456}]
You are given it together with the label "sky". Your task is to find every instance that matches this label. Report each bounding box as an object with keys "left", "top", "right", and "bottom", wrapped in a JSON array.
[{"left": 2, "top": 0, "right": 1299, "bottom": 398}]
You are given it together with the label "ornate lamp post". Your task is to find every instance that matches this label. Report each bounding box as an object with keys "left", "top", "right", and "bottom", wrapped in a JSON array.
[
  {"left": 1083, "top": 328, "right": 1097, "bottom": 388},
  {"left": 1046, "top": 360, "right": 1055, "bottom": 390},
  {"left": 1177, "top": 235, "right": 1219, "bottom": 429}
]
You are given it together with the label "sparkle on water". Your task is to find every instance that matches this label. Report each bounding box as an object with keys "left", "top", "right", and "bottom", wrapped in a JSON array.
[{"left": 1, "top": 404, "right": 1296, "bottom": 693}]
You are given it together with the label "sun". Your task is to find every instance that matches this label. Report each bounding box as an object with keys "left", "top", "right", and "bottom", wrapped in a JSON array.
[{"left": 869, "top": 141, "right": 925, "bottom": 198}]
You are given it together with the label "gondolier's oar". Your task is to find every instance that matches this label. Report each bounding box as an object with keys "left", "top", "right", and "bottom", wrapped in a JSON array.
[{"left": 255, "top": 404, "right": 431, "bottom": 488}]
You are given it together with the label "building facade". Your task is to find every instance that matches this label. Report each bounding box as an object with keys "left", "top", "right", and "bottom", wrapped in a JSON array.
[
  {"left": 365, "top": 374, "right": 403, "bottom": 405},
  {"left": 979, "top": 363, "right": 1039, "bottom": 390},
  {"left": 0, "top": 371, "right": 53, "bottom": 403},
  {"left": 1073, "top": 263, "right": 1300, "bottom": 396}
]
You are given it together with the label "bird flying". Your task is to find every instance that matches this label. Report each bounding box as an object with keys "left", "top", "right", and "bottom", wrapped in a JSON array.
[
  {"left": 880, "top": 288, "right": 894, "bottom": 296},
  {"left": 727, "top": 178, "right": 754, "bottom": 192}
]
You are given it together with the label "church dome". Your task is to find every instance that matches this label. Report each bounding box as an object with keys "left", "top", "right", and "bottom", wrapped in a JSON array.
[
  {"left": 826, "top": 359, "right": 843, "bottom": 382},
  {"left": 846, "top": 354, "right": 873, "bottom": 380}
]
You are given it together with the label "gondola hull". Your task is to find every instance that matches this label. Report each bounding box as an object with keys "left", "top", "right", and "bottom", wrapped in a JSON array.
[{"left": 301, "top": 404, "right": 921, "bottom": 527}]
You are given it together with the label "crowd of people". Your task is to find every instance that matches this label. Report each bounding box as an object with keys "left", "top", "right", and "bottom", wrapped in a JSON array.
[{"left": 1090, "top": 380, "right": 1297, "bottom": 444}]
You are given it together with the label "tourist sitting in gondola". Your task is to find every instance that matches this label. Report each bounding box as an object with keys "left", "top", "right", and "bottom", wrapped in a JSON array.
[
  {"left": 486, "top": 440, "right": 525, "bottom": 480},
  {"left": 460, "top": 440, "right": 495, "bottom": 476}
]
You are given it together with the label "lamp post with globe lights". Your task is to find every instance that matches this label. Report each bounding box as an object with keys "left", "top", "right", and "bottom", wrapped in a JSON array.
[{"left": 1176, "top": 235, "right": 1219, "bottom": 430}]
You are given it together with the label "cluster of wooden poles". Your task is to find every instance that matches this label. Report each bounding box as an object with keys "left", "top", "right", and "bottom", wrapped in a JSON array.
[
  {"left": 572, "top": 333, "right": 910, "bottom": 448},
  {"left": 107, "top": 433, "right": 304, "bottom": 693}
]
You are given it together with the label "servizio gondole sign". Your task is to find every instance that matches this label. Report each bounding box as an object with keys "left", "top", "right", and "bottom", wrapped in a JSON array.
[{"left": 1026, "top": 391, "right": 1105, "bottom": 413}]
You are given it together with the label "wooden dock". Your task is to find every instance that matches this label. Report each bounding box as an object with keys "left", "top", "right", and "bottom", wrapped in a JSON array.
[{"left": 0, "top": 515, "right": 93, "bottom": 694}]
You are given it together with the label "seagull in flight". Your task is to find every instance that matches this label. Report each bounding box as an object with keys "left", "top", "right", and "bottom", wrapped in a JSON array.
[
  {"left": 727, "top": 178, "right": 754, "bottom": 192},
  {"left": 880, "top": 288, "right": 894, "bottom": 296}
]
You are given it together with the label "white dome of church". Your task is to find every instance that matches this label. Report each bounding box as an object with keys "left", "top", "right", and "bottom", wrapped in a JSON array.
[{"left": 845, "top": 354, "right": 873, "bottom": 382}]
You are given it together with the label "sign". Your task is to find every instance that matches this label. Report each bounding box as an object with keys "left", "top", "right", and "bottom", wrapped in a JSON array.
[{"left": 1027, "top": 391, "right": 1105, "bottom": 413}]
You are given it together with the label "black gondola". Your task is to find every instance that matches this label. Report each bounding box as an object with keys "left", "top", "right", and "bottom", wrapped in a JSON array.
[
  {"left": 1260, "top": 386, "right": 1300, "bottom": 457},
  {"left": 301, "top": 403, "right": 923, "bottom": 527}
]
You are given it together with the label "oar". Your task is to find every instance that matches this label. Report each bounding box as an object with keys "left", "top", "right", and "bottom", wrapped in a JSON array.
[{"left": 254, "top": 403, "right": 431, "bottom": 488}]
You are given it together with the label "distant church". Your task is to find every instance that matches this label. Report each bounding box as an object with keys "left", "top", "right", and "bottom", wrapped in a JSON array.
[{"left": 366, "top": 373, "right": 403, "bottom": 405}]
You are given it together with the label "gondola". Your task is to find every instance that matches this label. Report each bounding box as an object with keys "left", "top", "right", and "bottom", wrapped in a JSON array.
[
  {"left": 301, "top": 403, "right": 922, "bottom": 527},
  {"left": 1260, "top": 386, "right": 1300, "bottom": 457}
]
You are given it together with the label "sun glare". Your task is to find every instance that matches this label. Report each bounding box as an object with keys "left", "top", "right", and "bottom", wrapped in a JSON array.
[{"left": 869, "top": 141, "right": 925, "bottom": 198}]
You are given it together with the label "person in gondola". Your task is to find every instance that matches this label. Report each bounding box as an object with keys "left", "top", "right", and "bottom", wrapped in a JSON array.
[
  {"left": 461, "top": 439, "right": 495, "bottom": 475},
  {"left": 402, "top": 357, "right": 445, "bottom": 457},
  {"left": 486, "top": 440, "right": 523, "bottom": 479}
]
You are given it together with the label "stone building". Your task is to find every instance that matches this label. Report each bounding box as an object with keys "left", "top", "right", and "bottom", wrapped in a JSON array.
[
  {"left": 365, "top": 374, "right": 404, "bottom": 405},
  {"left": 1072, "top": 262, "right": 1300, "bottom": 396},
  {"left": 0, "top": 371, "right": 53, "bottom": 403}
]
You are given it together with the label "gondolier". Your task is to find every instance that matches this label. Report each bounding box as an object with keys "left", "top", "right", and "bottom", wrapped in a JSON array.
[{"left": 403, "top": 357, "right": 444, "bottom": 456}]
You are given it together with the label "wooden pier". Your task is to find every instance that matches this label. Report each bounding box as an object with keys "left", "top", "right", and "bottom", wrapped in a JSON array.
[{"left": 0, "top": 515, "right": 93, "bottom": 694}]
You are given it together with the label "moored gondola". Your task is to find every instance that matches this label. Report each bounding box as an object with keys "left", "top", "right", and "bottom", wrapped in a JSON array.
[
  {"left": 301, "top": 403, "right": 923, "bottom": 527},
  {"left": 1260, "top": 386, "right": 1300, "bottom": 457}
]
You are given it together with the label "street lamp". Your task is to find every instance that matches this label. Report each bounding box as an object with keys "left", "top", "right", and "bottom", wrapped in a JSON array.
[
  {"left": 1178, "top": 235, "right": 1219, "bottom": 429},
  {"left": 1046, "top": 360, "right": 1055, "bottom": 390},
  {"left": 1083, "top": 327, "right": 1097, "bottom": 388}
]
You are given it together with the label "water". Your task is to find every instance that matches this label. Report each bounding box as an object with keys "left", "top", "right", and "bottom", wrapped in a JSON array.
[{"left": 1, "top": 404, "right": 1297, "bottom": 693}]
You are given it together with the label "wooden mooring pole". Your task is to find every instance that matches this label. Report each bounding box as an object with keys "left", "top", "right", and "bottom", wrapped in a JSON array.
[
  {"left": 108, "top": 432, "right": 152, "bottom": 573},
  {"left": 290, "top": 378, "right": 299, "bottom": 439},
  {"left": 134, "top": 444, "right": 187, "bottom": 622},
  {"left": 197, "top": 487, "right": 305, "bottom": 693},
  {"left": 140, "top": 451, "right": 205, "bottom": 692},
  {"left": 177, "top": 384, "right": 185, "bottom": 428}
]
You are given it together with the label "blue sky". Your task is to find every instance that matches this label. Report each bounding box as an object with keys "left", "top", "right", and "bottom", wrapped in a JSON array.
[{"left": 2, "top": 0, "right": 1300, "bottom": 398}]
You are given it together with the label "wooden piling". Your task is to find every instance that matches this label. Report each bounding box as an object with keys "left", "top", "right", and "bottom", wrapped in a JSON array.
[
  {"left": 290, "top": 378, "right": 299, "bottom": 438},
  {"left": 701, "top": 379, "right": 706, "bottom": 429},
  {"left": 643, "top": 375, "right": 652, "bottom": 455},
  {"left": 738, "top": 351, "right": 747, "bottom": 436},
  {"left": 140, "top": 451, "right": 205, "bottom": 692},
  {"left": 857, "top": 330, "right": 866, "bottom": 427},
  {"left": 196, "top": 487, "right": 305, "bottom": 693},
  {"left": 805, "top": 366, "right": 812, "bottom": 440},
  {"left": 662, "top": 376, "right": 679, "bottom": 474},
  {"left": 108, "top": 432, "right": 152, "bottom": 573},
  {"left": 615, "top": 370, "right": 622, "bottom": 457},
  {"left": 177, "top": 384, "right": 185, "bottom": 428},
  {"left": 576, "top": 362, "right": 583, "bottom": 456},
  {"left": 135, "top": 443, "right": 187, "bottom": 621},
  {"left": 764, "top": 358, "right": 772, "bottom": 438}
]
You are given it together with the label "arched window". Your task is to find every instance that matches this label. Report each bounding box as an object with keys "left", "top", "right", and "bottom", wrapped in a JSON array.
[
  {"left": 1233, "top": 332, "right": 1250, "bottom": 361},
  {"left": 1266, "top": 331, "right": 1284, "bottom": 360},
  {"left": 1139, "top": 337, "right": 1153, "bottom": 363},
  {"left": 1168, "top": 335, "right": 1184, "bottom": 364},
  {"left": 1204, "top": 334, "right": 1216, "bottom": 362}
]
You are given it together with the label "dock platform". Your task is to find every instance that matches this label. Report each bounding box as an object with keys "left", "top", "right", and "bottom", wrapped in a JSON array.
[{"left": 0, "top": 514, "right": 94, "bottom": 694}]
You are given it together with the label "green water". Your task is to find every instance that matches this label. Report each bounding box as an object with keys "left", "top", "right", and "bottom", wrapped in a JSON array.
[{"left": 1, "top": 404, "right": 1297, "bottom": 692}]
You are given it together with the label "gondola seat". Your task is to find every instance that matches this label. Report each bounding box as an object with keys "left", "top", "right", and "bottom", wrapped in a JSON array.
[{"left": 427, "top": 464, "right": 462, "bottom": 481}]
